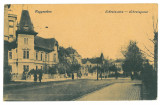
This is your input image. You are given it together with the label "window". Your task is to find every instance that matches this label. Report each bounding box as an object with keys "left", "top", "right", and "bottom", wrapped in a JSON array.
[
  {"left": 23, "top": 50, "right": 26, "bottom": 58},
  {"left": 23, "top": 65, "right": 29, "bottom": 72},
  {"left": 9, "top": 52, "right": 12, "bottom": 59},
  {"left": 24, "top": 38, "right": 28, "bottom": 44},
  {"left": 53, "top": 54, "right": 56, "bottom": 62},
  {"left": 45, "top": 53, "right": 47, "bottom": 61},
  {"left": 9, "top": 21, "right": 14, "bottom": 27},
  {"left": 41, "top": 52, "right": 43, "bottom": 61},
  {"left": 23, "top": 50, "right": 29, "bottom": 59},
  {"left": 27, "top": 51, "right": 29, "bottom": 58},
  {"left": 36, "top": 52, "right": 38, "bottom": 60},
  {"left": 9, "top": 28, "right": 14, "bottom": 35}
]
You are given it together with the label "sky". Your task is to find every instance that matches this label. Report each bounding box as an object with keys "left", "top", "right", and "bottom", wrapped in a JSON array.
[{"left": 9, "top": 4, "right": 158, "bottom": 61}]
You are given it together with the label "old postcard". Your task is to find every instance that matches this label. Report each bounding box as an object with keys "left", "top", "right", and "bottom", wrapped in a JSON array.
[{"left": 3, "top": 4, "right": 158, "bottom": 101}]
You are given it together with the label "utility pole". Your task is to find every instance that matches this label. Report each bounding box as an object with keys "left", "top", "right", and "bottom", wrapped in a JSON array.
[
  {"left": 100, "top": 53, "right": 104, "bottom": 80},
  {"left": 97, "top": 53, "right": 104, "bottom": 80},
  {"left": 97, "top": 64, "right": 99, "bottom": 80}
]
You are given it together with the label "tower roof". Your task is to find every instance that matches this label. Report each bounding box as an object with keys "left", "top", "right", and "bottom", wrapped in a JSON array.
[
  {"left": 99, "top": 53, "right": 104, "bottom": 64},
  {"left": 16, "top": 10, "right": 37, "bottom": 35},
  {"left": 100, "top": 53, "right": 104, "bottom": 59}
]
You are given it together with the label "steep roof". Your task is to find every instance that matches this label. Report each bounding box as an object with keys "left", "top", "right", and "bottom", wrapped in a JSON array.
[
  {"left": 82, "top": 58, "right": 100, "bottom": 64},
  {"left": 34, "top": 36, "right": 58, "bottom": 51},
  {"left": 16, "top": 10, "right": 37, "bottom": 35},
  {"left": 8, "top": 36, "right": 58, "bottom": 51}
]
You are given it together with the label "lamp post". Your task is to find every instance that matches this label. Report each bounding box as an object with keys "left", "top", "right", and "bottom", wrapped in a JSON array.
[
  {"left": 97, "top": 53, "right": 104, "bottom": 80},
  {"left": 100, "top": 53, "right": 104, "bottom": 80},
  {"left": 97, "top": 63, "right": 99, "bottom": 80}
]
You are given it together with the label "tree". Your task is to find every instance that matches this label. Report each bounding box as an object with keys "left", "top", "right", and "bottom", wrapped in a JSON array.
[
  {"left": 122, "top": 41, "right": 144, "bottom": 79},
  {"left": 141, "top": 16, "right": 158, "bottom": 72},
  {"left": 4, "top": 41, "right": 11, "bottom": 84},
  {"left": 101, "top": 60, "right": 110, "bottom": 78},
  {"left": 48, "top": 66, "right": 57, "bottom": 75},
  {"left": 58, "top": 46, "right": 82, "bottom": 78},
  {"left": 58, "top": 46, "right": 79, "bottom": 63},
  {"left": 88, "top": 66, "right": 97, "bottom": 73},
  {"left": 58, "top": 46, "right": 68, "bottom": 63},
  {"left": 28, "top": 69, "right": 35, "bottom": 75},
  {"left": 57, "top": 64, "right": 67, "bottom": 74},
  {"left": 109, "top": 64, "right": 117, "bottom": 72},
  {"left": 70, "top": 63, "right": 81, "bottom": 79},
  {"left": 22, "top": 66, "right": 29, "bottom": 80}
]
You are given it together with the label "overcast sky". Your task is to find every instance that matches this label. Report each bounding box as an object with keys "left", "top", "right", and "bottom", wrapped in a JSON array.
[{"left": 9, "top": 4, "right": 158, "bottom": 61}]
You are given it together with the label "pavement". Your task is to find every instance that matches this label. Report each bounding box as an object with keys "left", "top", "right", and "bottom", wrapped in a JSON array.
[
  {"left": 4, "top": 78, "right": 142, "bottom": 101},
  {"left": 76, "top": 82, "right": 142, "bottom": 101},
  {"left": 13, "top": 78, "right": 72, "bottom": 82},
  {"left": 11, "top": 77, "right": 130, "bottom": 83}
]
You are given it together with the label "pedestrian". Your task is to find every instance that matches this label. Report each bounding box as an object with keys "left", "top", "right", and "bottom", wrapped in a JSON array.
[
  {"left": 115, "top": 71, "right": 118, "bottom": 79},
  {"left": 34, "top": 70, "right": 37, "bottom": 82},
  {"left": 39, "top": 71, "right": 42, "bottom": 83},
  {"left": 72, "top": 73, "right": 74, "bottom": 80},
  {"left": 131, "top": 72, "right": 134, "bottom": 80}
]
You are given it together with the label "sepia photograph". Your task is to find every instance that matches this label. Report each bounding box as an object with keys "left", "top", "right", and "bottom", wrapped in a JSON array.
[{"left": 3, "top": 4, "right": 158, "bottom": 101}]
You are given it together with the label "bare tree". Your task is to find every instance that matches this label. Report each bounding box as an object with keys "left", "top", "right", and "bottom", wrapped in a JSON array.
[
  {"left": 153, "top": 16, "right": 158, "bottom": 71},
  {"left": 141, "top": 16, "right": 158, "bottom": 71}
]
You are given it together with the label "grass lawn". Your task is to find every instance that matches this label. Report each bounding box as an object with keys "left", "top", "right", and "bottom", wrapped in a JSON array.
[{"left": 4, "top": 78, "right": 135, "bottom": 101}]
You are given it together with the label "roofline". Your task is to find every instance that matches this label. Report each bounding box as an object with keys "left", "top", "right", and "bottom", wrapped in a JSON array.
[{"left": 16, "top": 31, "right": 38, "bottom": 36}]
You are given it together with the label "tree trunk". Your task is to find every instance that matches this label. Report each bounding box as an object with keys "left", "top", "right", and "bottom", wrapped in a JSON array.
[
  {"left": 106, "top": 71, "right": 109, "bottom": 78},
  {"left": 97, "top": 68, "right": 98, "bottom": 80},
  {"left": 104, "top": 69, "right": 106, "bottom": 79},
  {"left": 101, "top": 71, "right": 102, "bottom": 80}
]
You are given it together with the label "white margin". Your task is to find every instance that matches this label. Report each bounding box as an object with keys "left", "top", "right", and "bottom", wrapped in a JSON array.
[{"left": 0, "top": 0, "right": 159, "bottom": 105}]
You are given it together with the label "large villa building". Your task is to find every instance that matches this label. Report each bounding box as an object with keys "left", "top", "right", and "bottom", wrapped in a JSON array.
[{"left": 4, "top": 5, "right": 59, "bottom": 77}]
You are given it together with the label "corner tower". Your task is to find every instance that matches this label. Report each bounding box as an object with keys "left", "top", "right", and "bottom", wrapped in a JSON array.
[
  {"left": 16, "top": 10, "right": 37, "bottom": 74},
  {"left": 17, "top": 10, "right": 37, "bottom": 35}
]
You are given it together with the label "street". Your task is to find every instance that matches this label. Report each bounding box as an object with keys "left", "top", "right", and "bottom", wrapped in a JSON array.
[
  {"left": 4, "top": 78, "right": 142, "bottom": 101},
  {"left": 76, "top": 82, "right": 141, "bottom": 101}
]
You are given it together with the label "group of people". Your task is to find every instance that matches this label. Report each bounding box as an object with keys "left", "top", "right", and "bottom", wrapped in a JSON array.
[{"left": 34, "top": 71, "right": 43, "bottom": 83}]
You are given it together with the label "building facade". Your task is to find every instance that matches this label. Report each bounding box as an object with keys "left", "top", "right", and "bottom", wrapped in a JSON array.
[
  {"left": 7, "top": 9, "right": 59, "bottom": 78},
  {"left": 4, "top": 5, "right": 17, "bottom": 42}
]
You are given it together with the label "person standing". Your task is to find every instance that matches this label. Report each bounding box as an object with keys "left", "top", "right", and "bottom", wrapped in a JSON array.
[
  {"left": 39, "top": 71, "right": 42, "bottom": 83},
  {"left": 131, "top": 71, "right": 134, "bottom": 80},
  {"left": 115, "top": 71, "right": 118, "bottom": 79},
  {"left": 34, "top": 70, "right": 37, "bottom": 82}
]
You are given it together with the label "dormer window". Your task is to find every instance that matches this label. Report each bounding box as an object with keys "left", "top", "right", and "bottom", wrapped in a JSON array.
[
  {"left": 24, "top": 38, "right": 28, "bottom": 44},
  {"left": 23, "top": 25, "right": 29, "bottom": 31}
]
